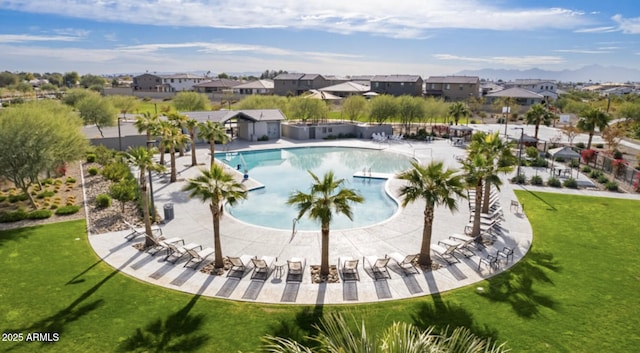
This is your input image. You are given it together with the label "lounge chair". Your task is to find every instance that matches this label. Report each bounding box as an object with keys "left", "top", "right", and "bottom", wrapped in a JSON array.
[
  {"left": 449, "top": 233, "right": 484, "bottom": 251},
  {"left": 183, "top": 247, "right": 214, "bottom": 269},
  {"left": 286, "top": 257, "right": 306, "bottom": 282},
  {"left": 437, "top": 238, "right": 475, "bottom": 258},
  {"left": 123, "top": 219, "right": 162, "bottom": 241},
  {"left": 143, "top": 233, "right": 184, "bottom": 256},
  {"left": 388, "top": 252, "right": 419, "bottom": 274},
  {"left": 165, "top": 242, "right": 202, "bottom": 263},
  {"left": 250, "top": 256, "right": 276, "bottom": 280},
  {"left": 338, "top": 257, "right": 360, "bottom": 281},
  {"left": 363, "top": 255, "right": 391, "bottom": 279},
  {"left": 431, "top": 244, "right": 460, "bottom": 264},
  {"left": 226, "top": 255, "right": 255, "bottom": 277}
]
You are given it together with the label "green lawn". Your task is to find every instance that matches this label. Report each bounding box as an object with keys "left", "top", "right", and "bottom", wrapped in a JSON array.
[{"left": 1, "top": 191, "right": 639, "bottom": 352}]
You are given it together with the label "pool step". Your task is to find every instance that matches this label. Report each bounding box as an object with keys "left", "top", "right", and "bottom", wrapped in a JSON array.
[{"left": 353, "top": 171, "right": 393, "bottom": 180}]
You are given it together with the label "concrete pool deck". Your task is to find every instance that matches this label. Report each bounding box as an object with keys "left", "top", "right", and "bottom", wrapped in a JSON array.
[{"left": 87, "top": 135, "right": 638, "bottom": 304}]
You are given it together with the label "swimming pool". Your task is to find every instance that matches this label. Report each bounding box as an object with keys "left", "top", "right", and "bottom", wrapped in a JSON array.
[{"left": 217, "top": 147, "right": 413, "bottom": 231}]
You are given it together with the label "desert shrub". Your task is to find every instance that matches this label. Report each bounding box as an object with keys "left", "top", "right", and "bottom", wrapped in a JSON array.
[
  {"left": 613, "top": 150, "right": 623, "bottom": 159},
  {"left": 94, "top": 145, "right": 117, "bottom": 165},
  {"left": 530, "top": 157, "right": 548, "bottom": 168},
  {"left": 511, "top": 174, "right": 526, "bottom": 184},
  {"left": 563, "top": 178, "right": 578, "bottom": 189},
  {"left": 597, "top": 175, "right": 609, "bottom": 184},
  {"left": 42, "top": 178, "right": 54, "bottom": 185},
  {"left": 530, "top": 175, "right": 544, "bottom": 185},
  {"left": 0, "top": 209, "right": 29, "bottom": 223},
  {"left": 37, "top": 190, "right": 56, "bottom": 199},
  {"left": 525, "top": 146, "right": 539, "bottom": 159},
  {"left": 595, "top": 143, "right": 604, "bottom": 149},
  {"left": 547, "top": 177, "right": 562, "bottom": 187},
  {"left": 86, "top": 153, "right": 97, "bottom": 163},
  {"left": 101, "top": 161, "right": 130, "bottom": 182},
  {"left": 589, "top": 170, "right": 602, "bottom": 179},
  {"left": 88, "top": 167, "right": 99, "bottom": 176},
  {"left": 605, "top": 181, "right": 619, "bottom": 191},
  {"left": 27, "top": 209, "right": 53, "bottom": 220},
  {"left": 95, "top": 193, "right": 112, "bottom": 208},
  {"left": 49, "top": 204, "right": 58, "bottom": 210},
  {"left": 55, "top": 205, "right": 81, "bottom": 215},
  {"left": 576, "top": 142, "right": 585, "bottom": 149},
  {"left": 0, "top": 195, "right": 6, "bottom": 202},
  {"left": 582, "top": 166, "right": 591, "bottom": 173},
  {"left": 66, "top": 177, "right": 76, "bottom": 184},
  {"left": 569, "top": 159, "right": 580, "bottom": 168},
  {"left": 8, "top": 193, "right": 29, "bottom": 203}
]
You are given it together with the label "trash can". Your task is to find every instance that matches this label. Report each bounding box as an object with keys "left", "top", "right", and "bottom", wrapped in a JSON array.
[{"left": 163, "top": 203, "right": 174, "bottom": 221}]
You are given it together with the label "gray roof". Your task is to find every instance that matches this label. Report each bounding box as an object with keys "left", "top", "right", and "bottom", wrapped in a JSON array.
[
  {"left": 193, "top": 79, "right": 241, "bottom": 88},
  {"left": 425, "top": 76, "right": 479, "bottom": 84},
  {"left": 233, "top": 79, "right": 274, "bottom": 89},
  {"left": 486, "top": 87, "right": 543, "bottom": 99},
  {"left": 513, "top": 79, "right": 556, "bottom": 85},
  {"left": 319, "top": 81, "right": 370, "bottom": 93},
  {"left": 371, "top": 75, "right": 422, "bottom": 82},
  {"left": 161, "top": 73, "right": 205, "bottom": 79},
  {"left": 181, "top": 109, "right": 286, "bottom": 123}
]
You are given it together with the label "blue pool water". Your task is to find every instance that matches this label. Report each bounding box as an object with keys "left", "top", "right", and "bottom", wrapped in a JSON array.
[{"left": 217, "top": 147, "right": 413, "bottom": 230}]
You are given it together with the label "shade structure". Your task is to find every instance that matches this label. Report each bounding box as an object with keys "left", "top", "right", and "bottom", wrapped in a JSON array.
[
  {"left": 302, "top": 89, "right": 342, "bottom": 100},
  {"left": 548, "top": 146, "right": 581, "bottom": 160}
]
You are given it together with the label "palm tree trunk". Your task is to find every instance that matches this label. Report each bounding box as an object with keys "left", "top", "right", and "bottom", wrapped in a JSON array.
[
  {"left": 140, "top": 168, "right": 154, "bottom": 248},
  {"left": 535, "top": 124, "right": 540, "bottom": 139},
  {"left": 159, "top": 141, "right": 166, "bottom": 166},
  {"left": 190, "top": 132, "right": 197, "bottom": 167},
  {"left": 170, "top": 150, "right": 177, "bottom": 182},
  {"left": 320, "top": 226, "right": 330, "bottom": 277},
  {"left": 471, "top": 182, "right": 483, "bottom": 237},
  {"left": 587, "top": 132, "right": 594, "bottom": 150},
  {"left": 209, "top": 141, "right": 215, "bottom": 166},
  {"left": 418, "top": 205, "right": 434, "bottom": 266},
  {"left": 481, "top": 181, "right": 491, "bottom": 214},
  {"left": 211, "top": 204, "right": 224, "bottom": 269}
]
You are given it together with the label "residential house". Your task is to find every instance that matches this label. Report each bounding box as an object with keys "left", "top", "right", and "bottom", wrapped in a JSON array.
[
  {"left": 273, "top": 73, "right": 333, "bottom": 96},
  {"left": 192, "top": 78, "right": 241, "bottom": 94},
  {"left": 484, "top": 87, "right": 544, "bottom": 107},
  {"left": 233, "top": 79, "right": 274, "bottom": 95},
  {"left": 505, "top": 79, "right": 558, "bottom": 102},
  {"left": 133, "top": 73, "right": 165, "bottom": 92},
  {"left": 133, "top": 73, "right": 208, "bottom": 92},
  {"left": 424, "top": 76, "right": 480, "bottom": 101},
  {"left": 319, "top": 81, "right": 370, "bottom": 97},
  {"left": 370, "top": 75, "right": 423, "bottom": 96}
]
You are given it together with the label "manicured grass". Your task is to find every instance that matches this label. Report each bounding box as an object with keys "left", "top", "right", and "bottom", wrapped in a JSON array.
[{"left": 1, "top": 192, "right": 639, "bottom": 352}]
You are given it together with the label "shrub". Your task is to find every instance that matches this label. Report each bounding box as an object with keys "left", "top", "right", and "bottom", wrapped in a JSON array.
[
  {"left": 37, "top": 190, "right": 56, "bottom": 199},
  {"left": 530, "top": 157, "right": 548, "bottom": 168},
  {"left": 42, "top": 178, "right": 54, "bottom": 185},
  {"left": 530, "top": 175, "right": 544, "bottom": 185},
  {"left": 257, "top": 135, "right": 269, "bottom": 141},
  {"left": 595, "top": 143, "right": 604, "bottom": 149},
  {"left": 49, "top": 204, "right": 58, "bottom": 210},
  {"left": 597, "top": 175, "right": 609, "bottom": 184},
  {"left": 95, "top": 193, "right": 112, "bottom": 208},
  {"left": 511, "top": 174, "right": 526, "bottom": 184},
  {"left": 613, "top": 150, "right": 623, "bottom": 159},
  {"left": 0, "top": 195, "right": 6, "bottom": 202},
  {"left": 66, "top": 177, "right": 76, "bottom": 184},
  {"left": 101, "top": 161, "right": 130, "bottom": 182},
  {"left": 525, "top": 146, "right": 539, "bottom": 159},
  {"left": 86, "top": 153, "right": 97, "bottom": 163},
  {"left": 88, "top": 167, "right": 99, "bottom": 176},
  {"left": 582, "top": 166, "right": 592, "bottom": 173},
  {"left": 589, "top": 170, "right": 602, "bottom": 179},
  {"left": 0, "top": 210, "right": 29, "bottom": 223},
  {"left": 605, "top": 181, "right": 619, "bottom": 191},
  {"left": 27, "top": 209, "right": 53, "bottom": 220},
  {"left": 581, "top": 149, "right": 597, "bottom": 164},
  {"left": 55, "top": 205, "right": 81, "bottom": 215},
  {"left": 563, "top": 178, "right": 578, "bottom": 189},
  {"left": 8, "top": 193, "right": 29, "bottom": 203},
  {"left": 576, "top": 142, "right": 585, "bottom": 149},
  {"left": 547, "top": 177, "right": 562, "bottom": 187},
  {"left": 569, "top": 159, "right": 580, "bottom": 168}
]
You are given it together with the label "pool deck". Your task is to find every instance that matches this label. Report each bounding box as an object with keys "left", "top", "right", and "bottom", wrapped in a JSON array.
[{"left": 88, "top": 134, "right": 639, "bottom": 305}]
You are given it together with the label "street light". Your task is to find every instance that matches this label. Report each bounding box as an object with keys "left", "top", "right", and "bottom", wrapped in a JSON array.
[
  {"left": 117, "top": 117, "right": 123, "bottom": 151},
  {"left": 146, "top": 139, "right": 157, "bottom": 221},
  {"left": 513, "top": 127, "right": 524, "bottom": 182}
]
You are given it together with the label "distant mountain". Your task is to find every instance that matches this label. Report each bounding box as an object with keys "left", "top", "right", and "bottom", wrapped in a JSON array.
[{"left": 456, "top": 65, "right": 640, "bottom": 83}]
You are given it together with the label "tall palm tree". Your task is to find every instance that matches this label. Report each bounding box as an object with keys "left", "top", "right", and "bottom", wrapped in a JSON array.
[
  {"left": 167, "top": 112, "right": 189, "bottom": 157},
  {"left": 185, "top": 118, "right": 199, "bottom": 167},
  {"left": 160, "top": 122, "right": 190, "bottom": 183},
  {"left": 524, "top": 103, "right": 553, "bottom": 139},
  {"left": 287, "top": 171, "right": 364, "bottom": 278},
  {"left": 124, "top": 146, "right": 165, "bottom": 248},
  {"left": 448, "top": 101, "right": 470, "bottom": 126},
  {"left": 133, "top": 111, "right": 159, "bottom": 147},
  {"left": 396, "top": 161, "right": 465, "bottom": 267},
  {"left": 263, "top": 312, "right": 509, "bottom": 353},
  {"left": 577, "top": 107, "right": 610, "bottom": 149},
  {"left": 182, "top": 164, "right": 247, "bottom": 269},
  {"left": 198, "top": 120, "right": 229, "bottom": 166}
]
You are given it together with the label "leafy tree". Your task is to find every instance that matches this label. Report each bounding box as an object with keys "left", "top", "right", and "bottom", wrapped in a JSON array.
[
  {"left": 173, "top": 91, "right": 209, "bottom": 111},
  {"left": 448, "top": 101, "right": 470, "bottom": 126},
  {"left": 80, "top": 74, "right": 106, "bottom": 89},
  {"left": 423, "top": 97, "right": 449, "bottom": 126},
  {"left": 182, "top": 164, "right": 247, "bottom": 269},
  {"left": 561, "top": 124, "right": 580, "bottom": 146},
  {"left": 124, "top": 147, "right": 165, "bottom": 247},
  {"left": 398, "top": 95, "right": 426, "bottom": 133},
  {"left": 236, "top": 94, "right": 289, "bottom": 111},
  {"left": 577, "top": 107, "right": 610, "bottom": 149},
  {"left": 287, "top": 171, "right": 364, "bottom": 278},
  {"left": 0, "top": 71, "right": 19, "bottom": 87},
  {"left": 198, "top": 120, "right": 229, "bottom": 165},
  {"left": 108, "top": 95, "right": 140, "bottom": 120},
  {"left": 63, "top": 71, "right": 80, "bottom": 87},
  {"left": 62, "top": 88, "right": 96, "bottom": 107},
  {"left": 287, "top": 97, "right": 329, "bottom": 123},
  {"left": 368, "top": 95, "right": 398, "bottom": 125},
  {"left": 524, "top": 103, "right": 554, "bottom": 139},
  {"left": 263, "top": 312, "right": 509, "bottom": 353},
  {"left": 341, "top": 95, "right": 368, "bottom": 122},
  {"left": 13, "top": 82, "right": 33, "bottom": 95},
  {"left": 43, "top": 72, "right": 63, "bottom": 87},
  {"left": 76, "top": 94, "right": 117, "bottom": 137},
  {"left": 601, "top": 124, "right": 625, "bottom": 153},
  {"left": 396, "top": 161, "right": 465, "bottom": 267},
  {"left": 616, "top": 101, "right": 640, "bottom": 121},
  {"left": 109, "top": 177, "right": 138, "bottom": 212},
  {"left": 0, "top": 101, "right": 87, "bottom": 208}
]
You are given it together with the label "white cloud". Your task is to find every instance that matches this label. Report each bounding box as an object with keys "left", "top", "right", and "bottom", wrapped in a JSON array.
[
  {"left": 0, "top": 34, "right": 82, "bottom": 43},
  {"left": 574, "top": 26, "right": 617, "bottom": 33},
  {"left": 433, "top": 54, "right": 565, "bottom": 67},
  {"left": 612, "top": 14, "right": 640, "bottom": 34},
  {"left": 554, "top": 49, "right": 612, "bottom": 54},
  {"left": 2, "top": 0, "right": 593, "bottom": 38}
]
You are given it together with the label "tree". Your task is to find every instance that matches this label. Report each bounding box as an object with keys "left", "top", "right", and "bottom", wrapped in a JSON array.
[
  {"left": 198, "top": 120, "right": 229, "bottom": 165},
  {"left": 398, "top": 95, "right": 426, "bottom": 133},
  {"left": 185, "top": 118, "right": 200, "bottom": 166},
  {"left": 287, "top": 171, "right": 364, "bottom": 278},
  {"left": 79, "top": 74, "right": 106, "bottom": 89},
  {"left": 423, "top": 97, "right": 449, "bottom": 126},
  {"left": 561, "top": 124, "right": 580, "bottom": 146},
  {"left": 577, "top": 108, "right": 610, "bottom": 149},
  {"left": 124, "top": 147, "right": 165, "bottom": 247},
  {"left": 524, "top": 103, "right": 553, "bottom": 139},
  {"left": 448, "top": 101, "right": 470, "bottom": 126},
  {"left": 369, "top": 95, "right": 398, "bottom": 125},
  {"left": 134, "top": 112, "right": 160, "bottom": 146},
  {"left": 236, "top": 95, "right": 289, "bottom": 111},
  {"left": 0, "top": 71, "right": 19, "bottom": 87},
  {"left": 616, "top": 101, "right": 640, "bottom": 121},
  {"left": 182, "top": 164, "right": 247, "bottom": 269},
  {"left": 396, "top": 161, "right": 465, "bottom": 267},
  {"left": 62, "top": 88, "right": 96, "bottom": 107},
  {"left": 76, "top": 94, "right": 117, "bottom": 137},
  {"left": 287, "top": 97, "right": 329, "bottom": 124},
  {"left": 173, "top": 91, "right": 209, "bottom": 111},
  {"left": 341, "top": 95, "right": 368, "bottom": 122},
  {"left": 263, "top": 312, "right": 509, "bottom": 353},
  {"left": 0, "top": 101, "right": 87, "bottom": 208},
  {"left": 601, "top": 124, "right": 625, "bottom": 153},
  {"left": 160, "top": 120, "right": 190, "bottom": 182},
  {"left": 108, "top": 95, "right": 140, "bottom": 120},
  {"left": 109, "top": 177, "right": 137, "bottom": 212},
  {"left": 63, "top": 71, "right": 80, "bottom": 87}
]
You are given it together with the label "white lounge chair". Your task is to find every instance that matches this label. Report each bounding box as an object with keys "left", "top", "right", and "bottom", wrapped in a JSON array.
[
  {"left": 227, "top": 255, "right": 255, "bottom": 277},
  {"left": 123, "top": 219, "right": 162, "bottom": 241},
  {"left": 431, "top": 244, "right": 460, "bottom": 264},
  {"left": 388, "top": 252, "right": 419, "bottom": 274},
  {"left": 183, "top": 247, "right": 214, "bottom": 269},
  {"left": 364, "top": 255, "right": 391, "bottom": 279},
  {"left": 165, "top": 243, "right": 202, "bottom": 263},
  {"left": 250, "top": 255, "right": 276, "bottom": 280},
  {"left": 286, "top": 257, "right": 306, "bottom": 283},
  {"left": 338, "top": 257, "right": 360, "bottom": 281}
]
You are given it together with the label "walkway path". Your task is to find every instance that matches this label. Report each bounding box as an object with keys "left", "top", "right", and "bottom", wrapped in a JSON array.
[{"left": 87, "top": 137, "right": 638, "bottom": 305}]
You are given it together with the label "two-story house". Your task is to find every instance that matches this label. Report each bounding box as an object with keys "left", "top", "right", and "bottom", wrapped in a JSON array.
[
  {"left": 424, "top": 76, "right": 479, "bottom": 101},
  {"left": 370, "top": 75, "right": 423, "bottom": 96},
  {"left": 273, "top": 73, "right": 333, "bottom": 96},
  {"left": 505, "top": 79, "right": 558, "bottom": 102},
  {"left": 133, "top": 73, "right": 208, "bottom": 92},
  {"left": 192, "top": 78, "right": 241, "bottom": 94}
]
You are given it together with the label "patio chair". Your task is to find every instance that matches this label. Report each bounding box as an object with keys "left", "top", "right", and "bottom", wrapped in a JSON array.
[
  {"left": 363, "top": 255, "right": 391, "bottom": 279},
  {"left": 431, "top": 244, "right": 460, "bottom": 264},
  {"left": 165, "top": 242, "right": 202, "bottom": 263},
  {"left": 183, "top": 247, "right": 214, "bottom": 269},
  {"left": 286, "top": 257, "right": 306, "bottom": 283},
  {"left": 143, "top": 233, "right": 184, "bottom": 256},
  {"left": 123, "top": 219, "right": 162, "bottom": 241},
  {"left": 388, "top": 252, "right": 420, "bottom": 274},
  {"left": 250, "top": 256, "right": 276, "bottom": 280},
  {"left": 497, "top": 246, "right": 514, "bottom": 264},
  {"left": 449, "top": 233, "right": 484, "bottom": 250},
  {"left": 438, "top": 238, "right": 475, "bottom": 258},
  {"left": 477, "top": 254, "right": 499, "bottom": 272},
  {"left": 338, "top": 257, "right": 360, "bottom": 281},
  {"left": 227, "top": 255, "right": 255, "bottom": 277}
]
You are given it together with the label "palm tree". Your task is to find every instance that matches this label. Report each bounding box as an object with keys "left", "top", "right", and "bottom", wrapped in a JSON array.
[
  {"left": 133, "top": 111, "right": 159, "bottom": 147},
  {"left": 287, "top": 171, "right": 364, "bottom": 278},
  {"left": 448, "top": 101, "right": 470, "bottom": 126},
  {"left": 124, "top": 147, "right": 165, "bottom": 248},
  {"left": 263, "top": 312, "right": 509, "bottom": 353},
  {"left": 524, "top": 103, "right": 553, "bottom": 139},
  {"left": 160, "top": 122, "right": 190, "bottom": 183},
  {"left": 182, "top": 164, "right": 247, "bottom": 269},
  {"left": 198, "top": 121, "right": 229, "bottom": 166},
  {"left": 167, "top": 112, "right": 189, "bottom": 157},
  {"left": 185, "top": 118, "right": 199, "bottom": 167},
  {"left": 577, "top": 107, "right": 610, "bottom": 149},
  {"left": 396, "top": 161, "right": 465, "bottom": 267}
]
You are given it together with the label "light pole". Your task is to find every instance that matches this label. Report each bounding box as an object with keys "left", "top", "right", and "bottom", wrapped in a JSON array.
[
  {"left": 514, "top": 127, "right": 524, "bottom": 181},
  {"left": 117, "top": 117, "right": 123, "bottom": 151},
  {"left": 146, "top": 139, "right": 157, "bottom": 221}
]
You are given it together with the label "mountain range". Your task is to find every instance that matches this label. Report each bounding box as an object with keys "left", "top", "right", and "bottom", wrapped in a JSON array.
[{"left": 456, "top": 65, "right": 640, "bottom": 84}]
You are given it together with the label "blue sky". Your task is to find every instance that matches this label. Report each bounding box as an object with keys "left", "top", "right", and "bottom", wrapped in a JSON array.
[{"left": 1, "top": 0, "right": 639, "bottom": 76}]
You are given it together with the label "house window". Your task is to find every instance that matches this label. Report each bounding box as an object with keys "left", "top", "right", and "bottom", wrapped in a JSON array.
[
  {"left": 171, "top": 79, "right": 174, "bottom": 83},
  {"left": 459, "top": 84, "right": 464, "bottom": 90},
  {"left": 400, "top": 82, "right": 405, "bottom": 86},
  {"left": 445, "top": 84, "right": 450, "bottom": 90},
  {"left": 431, "top": 84, "right": 436, "bottom": 89},
  {"left": 375, "top": 82, "right": 379, "bottom": 88}
]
